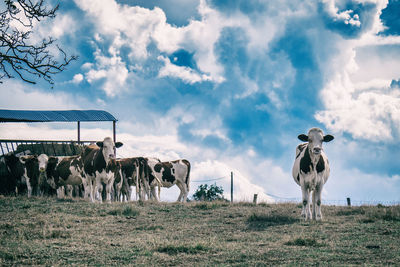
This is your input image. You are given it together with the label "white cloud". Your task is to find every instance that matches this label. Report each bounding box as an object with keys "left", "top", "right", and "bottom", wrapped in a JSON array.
[
  {"left": 316, "top": 72, "right": 400, "bottom": 141},
  {"left": 0, "top": 80, "right": 81, "bottom": 110},
  {"left": 84, "top": 49, "right": 129, "bottom": 97},
  {"left": 157, "top": 56, "right": 212, "bottom": 84},
  {"left": 315, "top": 1, "right": 400, "bottom": 142},
  {"left": 72, "top": 74, "right": 84, "bottom": 84},
  {"left": 191, "top": 160, "right": 275, "bottom": 203},
  {"left": 322, "top": 0, "right": 361, "bottom": 27},
  {"left": 326, "top": 155, "right": 400, "bottom": 203}
]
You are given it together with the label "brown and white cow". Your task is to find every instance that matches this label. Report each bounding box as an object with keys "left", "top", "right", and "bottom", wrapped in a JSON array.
[
  {"left": 292, "top": 127, "right": 334, "bottom": 221},
  {"left": 82, "top": 137, "right": 123, "bottom": 203},
  {"left": 144, "top": 158, "right": 191, "bottom": 202},
  {"left": 37, "top": 154, "right": 88, "bottom": 199}
]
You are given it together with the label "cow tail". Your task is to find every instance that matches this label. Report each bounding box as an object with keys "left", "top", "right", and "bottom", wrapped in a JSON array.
[{"left": 185, "top": 160, "right": 191, "bottom": 193}]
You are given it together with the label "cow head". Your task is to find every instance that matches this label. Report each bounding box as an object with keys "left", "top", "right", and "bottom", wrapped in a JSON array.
[
  {"left": 96, "top": 137, "right": 123, "bottom": 162},
  {"left": 37, "top": 154, "right": 49, "bottom": 173},
  {"left": 298, "top": 128, "right": 334, "bottom": 155}
]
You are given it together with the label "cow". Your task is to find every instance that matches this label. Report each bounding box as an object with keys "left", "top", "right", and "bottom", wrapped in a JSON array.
[
  {"left": 143, "top": 158, "right": 191, "bottom": 202},
  {"left": 82, "top": 137, "right": 123, "bottom": 203},
  {"left": 9, "top": 154, "right": 41, "bottom": 197},
  {"left": 117, "top": 157, "right": 144, "bottom": 201},
  {"left": 36, "top": 154, "right": 88, "bottom": 199},
  {"left": 292, "top": 127, "right": 334, "bottom": 221},
  {"left": 1, "top": 153, "right": 26, "bottom": 195}
]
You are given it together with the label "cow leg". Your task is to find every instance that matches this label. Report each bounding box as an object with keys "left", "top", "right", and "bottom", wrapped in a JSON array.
[
  {"left": 312, "top": 190, "right": 317, "bottom": 220},
  {"left": 176, "top": 183, "right": 186, "bottom": 202},
  {"left": 25, "top": 176, "right": 32, "bottom": 198},
  {"left": 65, "top": 185, "right": 73, "bottom": 198},
  {"left": 301, "top": 186, "right": 311, "bottom": 220},
  {"left": 89, "top": 178, "right": 97, "bottom": 203},
  {"left": 314, "top": 185, "right": 323, "bottom": 221},
  {"left": 57, "top": 186, "right": 65, "bottom": 199},
  {"left": 95, "top": 179, "right": 103, "bottom": 203},
  {"left": 82, "top": 179, "right": 90, "bottom": 200},
  {"left": 150, "top": 186, "right": 159, "bottom": 202},
  {"left": 105, "top": 182, "right": 113, "bottom": 203}
]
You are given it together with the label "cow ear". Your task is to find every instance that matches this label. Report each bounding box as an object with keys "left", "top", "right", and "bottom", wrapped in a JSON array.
[
  {"left": 96, "top": 141, "right": 104, "bottom": 147},
  {"left": 115, "top": 142, "right": 123, "bottom": 148},
  {"left": 19, "top": 156, "right": 28, "bottom": 164},
  {"left": 298, "top": 134, "right": 308, "bottom": 142},
  {"left": 323, "top": 135, "right": 334, "bottom": 142}
]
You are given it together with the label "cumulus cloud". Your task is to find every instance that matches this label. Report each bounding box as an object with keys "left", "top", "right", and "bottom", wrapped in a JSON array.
[
  {"left": 84, "top": 49, "right": 129, "bottom": 97},
  {"left": 72, "top": 74, "right": 84, "bottom": 84},
  {"left": 157, "top": 56, "right": 212, "bottom": 84},
  {"left": 322, "top": 0, "right": 361, "bottom": 27},
  {"left": 316, "top": 78, "right": 400, "bottom": 141},
  {"left": 315, "top": 12, "right": 400, "bottom": 141},
  {"left": 0, "top": 80, "right": 81, "bottom": 110}
]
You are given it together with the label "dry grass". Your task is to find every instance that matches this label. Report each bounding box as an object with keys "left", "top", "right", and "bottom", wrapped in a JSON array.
[{"left": 0, "top": 196, "right": 399, "bottom": 266}]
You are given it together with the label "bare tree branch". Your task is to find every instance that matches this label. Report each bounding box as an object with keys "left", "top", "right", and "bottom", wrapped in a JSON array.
[{"left": 0, "top": 0, "right": 77, "bottom": 85}]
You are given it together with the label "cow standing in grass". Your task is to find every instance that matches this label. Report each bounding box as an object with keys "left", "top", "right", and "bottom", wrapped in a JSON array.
[
  {"left": 11, "top": 154, "right": 43, "bottom": 197},
  {"left": 83, "top": 137, "right": 123, "bottom": 203},
  {"left": 117, "top": 157, "right": 148, "bottom": 201},
  {"left": 292, "top": 128, "right": 334, "bottom": 221},
  {"left": 144, "top": 158, "right": 191, "bottom": 202},
  {"left": 36, "top": 154, "right": 88, "bottom": 199}
]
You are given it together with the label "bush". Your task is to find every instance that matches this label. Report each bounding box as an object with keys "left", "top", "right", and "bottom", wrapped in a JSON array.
[{"left": 193, "top": 183, "right": 225, "bottom": 201}]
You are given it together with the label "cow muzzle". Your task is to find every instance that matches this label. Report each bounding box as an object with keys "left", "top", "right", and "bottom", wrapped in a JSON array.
[
  {"left": 312, "top": 147, "right": 322, "bottom": 155},
  {"left": 39, "top": 167, "right": 46, "bottom": 172}
]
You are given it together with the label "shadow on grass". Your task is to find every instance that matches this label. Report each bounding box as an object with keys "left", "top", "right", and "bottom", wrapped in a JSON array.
[
  {"left": 285, "top": 237, "right": 325, "bottom": 247},
  {"left": 107, "top": 206, "right": 140, "bottom": 218},
  {"left": 193, "top": 202, "right": 229, "bottom": 210},
  {"left": 246, "top": 213, "right": 297, "bottom": 230},
  {"left": 335, "top": 207, "right": 366, "bottom": 216},
  {"left": 156, "top": 244, "right": 210, "bottom": 255}
]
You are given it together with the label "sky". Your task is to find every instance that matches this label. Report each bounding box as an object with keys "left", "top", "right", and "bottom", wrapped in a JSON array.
[{"left": 1, "top": 0, "right": 400, "bottom": 204}]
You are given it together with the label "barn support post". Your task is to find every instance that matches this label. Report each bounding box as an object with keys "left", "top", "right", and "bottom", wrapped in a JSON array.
[
  {"left": 113, "top": 120, "right": 116, "bottom": 155},
  {"left": 231, "top": 171, "right": 233, "bottom": 203},
  {"left": 77, "top": 121, "right": 81, "bottom": 143}
]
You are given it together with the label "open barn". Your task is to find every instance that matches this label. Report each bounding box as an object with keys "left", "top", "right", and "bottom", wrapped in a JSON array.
[{"left": 0, "top": 109, "right": 118, "bottom": 197}]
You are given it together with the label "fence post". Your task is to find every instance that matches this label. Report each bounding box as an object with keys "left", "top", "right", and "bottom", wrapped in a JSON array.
[
  {"left": 253, "top": 194, "right": 258, "bottom": 205},
  {"left": 347, "top": 197, "right": 351, "bottom": 207},
  {"left": 230, "top": 171, "right": 233, "bottom": 203}
]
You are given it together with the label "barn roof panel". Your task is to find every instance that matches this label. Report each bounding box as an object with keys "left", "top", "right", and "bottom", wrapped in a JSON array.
[{"left": 0, "top": 110, "right": 117, "bottom": 122}]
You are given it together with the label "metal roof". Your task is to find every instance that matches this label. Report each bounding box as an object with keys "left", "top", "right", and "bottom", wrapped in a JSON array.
[{"left": 0, "top": 109, "right": 117, "bottom": 122}]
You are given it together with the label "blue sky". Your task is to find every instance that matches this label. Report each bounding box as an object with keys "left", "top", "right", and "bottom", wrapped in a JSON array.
[{"left": 1, "top": 0, "right": 400, "bottom": 203}]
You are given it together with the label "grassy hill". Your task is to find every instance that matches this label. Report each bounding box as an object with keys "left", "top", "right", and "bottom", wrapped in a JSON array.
[{"left": 0, "top": 196, "right": 399, "bottom": 266}]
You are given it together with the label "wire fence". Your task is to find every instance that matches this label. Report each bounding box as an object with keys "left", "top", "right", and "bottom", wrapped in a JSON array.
[{"left": 190, "top": 173, "right": 400, "bottom": 206}]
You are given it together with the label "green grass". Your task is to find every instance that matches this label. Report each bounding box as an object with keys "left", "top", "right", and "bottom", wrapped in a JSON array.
[{"left": 0, "top": 196, "right": 399, "bottom": 266}]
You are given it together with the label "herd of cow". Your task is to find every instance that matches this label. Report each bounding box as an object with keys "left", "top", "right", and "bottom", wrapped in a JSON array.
[
  {"left": 0, "top": 137, "right": 191, "bottom": 203},
  {"left": 1, "top": 127, "right": 334, "bottom": 221}
]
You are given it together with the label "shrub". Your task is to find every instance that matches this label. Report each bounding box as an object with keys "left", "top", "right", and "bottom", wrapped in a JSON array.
[{"left": 193, "top": 183, "right": 225, "bottom": 201}]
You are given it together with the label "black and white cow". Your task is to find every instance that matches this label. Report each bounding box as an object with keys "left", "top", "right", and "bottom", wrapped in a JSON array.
[
  {"left": 12, "top": 154, "right": 42, "bottom": 197},
  {"left": 144, "top": 158, "right": 191, "bottom": 202},
  {"left": 82, "top": 137, "right": 123, "bottom": 203},
  {"left": 37, "top": 154, "right": 88, "bottom": 199},
  {"left": 1, "top": 153, "right": 28, "bottom": 195},
  {"left": 292, "top": 127, "right": 334, "bottom": 221}
]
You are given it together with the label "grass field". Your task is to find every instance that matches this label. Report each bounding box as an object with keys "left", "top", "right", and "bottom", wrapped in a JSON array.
[{"left": 0, "top": 196, "right": 399, "bottom": 266}]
